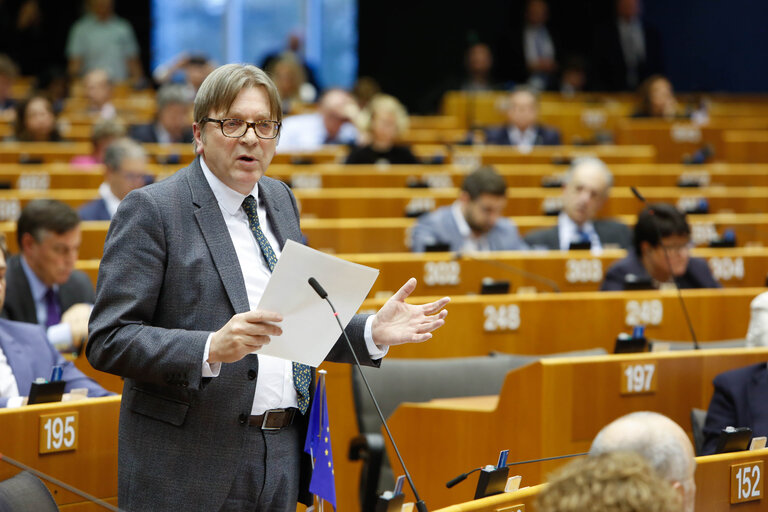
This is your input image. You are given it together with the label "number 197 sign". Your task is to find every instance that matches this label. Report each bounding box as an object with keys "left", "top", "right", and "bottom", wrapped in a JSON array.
[{"left": 39, "top": 412, "right": 78, "bottom": 454}]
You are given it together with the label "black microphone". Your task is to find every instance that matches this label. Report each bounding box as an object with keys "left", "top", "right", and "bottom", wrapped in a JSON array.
[
  {"left": 0, "top": 452, "right": 124, "bottom": 511},
  {"left": 455, "top": 252, "right": 561, "bottom": 293},
  {"left": 446, "top": 451, "right": 588, "bottom": 489},
  {"left": 308, "top": 277, "right": 429, "bottom": 512},
  {"left": 629, "top": 187, "right": 700, "bottom": 350}
]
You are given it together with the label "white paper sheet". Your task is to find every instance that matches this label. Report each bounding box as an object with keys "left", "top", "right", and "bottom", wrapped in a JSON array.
[{"left": 254, "top": 240, "right": 379, "bottom": 366}]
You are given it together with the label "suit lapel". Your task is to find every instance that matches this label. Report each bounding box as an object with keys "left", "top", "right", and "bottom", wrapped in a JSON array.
[
  {"left": 0, "top": 323, "right": 33, "bottom": 393},
  {"left": 746, "top": 363, "right": 768, "bottom": 430},
  {"left": 187, "top": 160, "right": 250, "bottom": 315},
  {"left": 8, "top": 256, "right": 38, "bottom": 323}
]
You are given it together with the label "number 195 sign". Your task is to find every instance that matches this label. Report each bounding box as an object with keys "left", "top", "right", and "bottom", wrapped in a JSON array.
[{"left": 39, "top": 412, "right": 78, "bottom": 454}]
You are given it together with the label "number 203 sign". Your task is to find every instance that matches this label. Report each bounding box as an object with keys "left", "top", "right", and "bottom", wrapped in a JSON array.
[{"left": 39, "top": 412, "right": 78, "bottom": 454}]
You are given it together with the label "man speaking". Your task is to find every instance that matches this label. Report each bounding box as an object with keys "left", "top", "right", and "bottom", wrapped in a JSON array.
[{"left": 87, "top": 64, "right": 449, "bottom": 511}]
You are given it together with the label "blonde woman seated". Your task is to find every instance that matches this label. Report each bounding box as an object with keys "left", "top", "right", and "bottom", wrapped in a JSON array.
[{"left": 345, "top": 94, "right": 419, "bottom": 165}]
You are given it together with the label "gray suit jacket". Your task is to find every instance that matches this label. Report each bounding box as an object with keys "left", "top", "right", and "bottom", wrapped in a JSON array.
[
  {"left": 523, "top": 219, "right": 633, "bottom": 251},
  {"left": 1, "top": 254, "right": 95, "bottom": 324},
  {"left": 87, "top": 158, "right": 377, "bottom": 511},
  {"left": 410, "top": 205, "right": 528, "bottom": 252}
]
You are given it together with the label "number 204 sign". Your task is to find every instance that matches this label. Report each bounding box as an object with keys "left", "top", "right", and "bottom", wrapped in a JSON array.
[{"left": 39, "top": 412, "right": 78, "bottom": 454}]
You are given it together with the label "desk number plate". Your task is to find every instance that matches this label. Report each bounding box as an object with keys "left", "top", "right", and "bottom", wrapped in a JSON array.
[
  {"left": 39, "top": 411, "right": 78, "bottom": 454},
  {"left": 731, "top": 461, "right": 763, "bottom": 504}
]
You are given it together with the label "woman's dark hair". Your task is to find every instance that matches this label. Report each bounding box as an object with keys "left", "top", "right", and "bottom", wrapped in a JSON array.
[{"left": 633, "top": 203, "right": 690, "bottom": 256}]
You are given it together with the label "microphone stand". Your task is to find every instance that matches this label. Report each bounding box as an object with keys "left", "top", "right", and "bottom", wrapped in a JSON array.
[
  {"left": 630, "top": 187, "right": 700, "bottom": 349},
  {"left": 307, "top": 278, "right": 429, "bottom": 512}
]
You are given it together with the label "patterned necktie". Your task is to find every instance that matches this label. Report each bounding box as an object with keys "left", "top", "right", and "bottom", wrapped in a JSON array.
[
  {"left": 242, "top": 195, "right": 312, "bottom": 414},
  {"left": 44, "top": 288, "right": 61, "bottom": 328}
]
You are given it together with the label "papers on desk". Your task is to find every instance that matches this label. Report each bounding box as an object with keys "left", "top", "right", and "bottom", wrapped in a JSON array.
[{"left": 255, "top": 240, "right": 379, "bottom": 366}]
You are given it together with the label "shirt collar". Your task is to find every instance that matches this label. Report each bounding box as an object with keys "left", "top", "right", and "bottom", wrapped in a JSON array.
[
  {"left": 451, "top": 201, "right": 472, "bottom": 237},
  {"left": 200, "top": 156, "right": 259, "bottom": 216},
  {"left": 20, "top": 255, "right": 56, "bottom": 301},
  {"left": 98, "top": 182, "right": 121, "bottom": 218}
]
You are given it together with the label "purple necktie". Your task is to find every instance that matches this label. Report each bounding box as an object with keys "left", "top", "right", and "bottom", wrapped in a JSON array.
[{"left": 44, "top": 288, "right": 61, "bottom": 327}]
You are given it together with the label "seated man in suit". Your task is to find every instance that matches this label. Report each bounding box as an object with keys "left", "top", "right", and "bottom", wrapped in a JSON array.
[
  {"left": 601, "top": 203, "right": 720, "bottom": 291},
  {"left": 80, "top": 138, "right": 149, "bottom": 221},
  {"left": 590, "top": 411, "right": 697, "bottom": 512},
  {"left": 410, "top": 166, "right": 528, "bottom": 252},
  {"left": 129, "top": 84, "right": 193, "bottom": 144},
  {"left": 0, "top": 244, "right": 112, "bottom": 407},
  {"left": 483, "top": 86, "right": 561, "bottom": 151},
  {"left": 701, "top": 362, "right": 768, "bottom": 455},
  {"left": 2, "top": 200, "right": 95, "bottom": 352},
  {"left": 525, "top": 158, "right": 632, "bottom": 250}
]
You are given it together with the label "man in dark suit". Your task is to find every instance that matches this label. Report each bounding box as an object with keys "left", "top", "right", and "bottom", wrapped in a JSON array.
[
  {"left": 702, "top": 362, "right": 768, "bottom": 455},
  {"left": 0, "top": 246, "right": 111, "bottom": 408},
  {"left": 601, "top": 203, "right": 720, "bottom": 291},
  {"left": 2, "top": 200, "right": 94, "bottom": 352},
  {"left": 590, "top": 0, "right": 663, "bottom": 91},
  {"left": 128, "top": 84, "right": 194, "bottom": 144},
  {"left": 79, "top": 138, "right": 149, "bottom": 221},
  {"left": 524, "top": 158, "right": 632, "bottom": 250},
  {"left": 87, "top": 64, "right": 449, "bottom": 511},
  {"left": 483, "top": 86, "right": 561, "bottom": 149}
]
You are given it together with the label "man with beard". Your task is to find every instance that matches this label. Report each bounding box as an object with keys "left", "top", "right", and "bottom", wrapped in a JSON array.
[{"left": 410, "top": 166, "right": 528, "bottom": 252}]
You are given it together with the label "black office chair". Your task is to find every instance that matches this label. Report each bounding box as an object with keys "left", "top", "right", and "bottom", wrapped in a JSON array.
[
  {"left": 0, "top": 471, "right": 58, "bottom": 512},
  {"left": 690, "top": 408, "right": 708, "bottom": 456}
]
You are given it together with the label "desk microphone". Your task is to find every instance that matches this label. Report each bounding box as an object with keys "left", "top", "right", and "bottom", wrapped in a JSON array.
[
  {"left": 454, "top": 252, "right": 561, "bottom": 293},
  {"left": 446, "top": 451, "right": 588, "bottom": 489},
  {"left": 308, "top": 277, "right": 429, "bottom": 512},
  {"left": 629, "top": 187, "right": 700, "bottom": 350},
  {"left": 0, "top": 452, "right": 123, "bottom": 511}
]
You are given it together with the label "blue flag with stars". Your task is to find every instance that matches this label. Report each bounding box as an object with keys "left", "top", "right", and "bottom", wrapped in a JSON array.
[{"left": 303, "top": 375, "right": 336, "bottom": 508}]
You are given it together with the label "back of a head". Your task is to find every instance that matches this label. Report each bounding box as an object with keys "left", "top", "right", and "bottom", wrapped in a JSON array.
[
  {"left": 537, "top": 451, "right": 681, "bottom": 512},
  {"left": 590, "top": 411, "right": 694, "bottom": 486},
  {"left": 633, "top": 203, "right": 690, "bottom": 255},
  {"left": 17, "top": 199, "right": 80, "bottom": 246},
  {"left": 461, "top": 166, "right": 506, "bottom": 200}
]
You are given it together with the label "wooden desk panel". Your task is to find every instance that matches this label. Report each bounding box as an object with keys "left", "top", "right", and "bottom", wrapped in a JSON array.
[
  {"left": 0, "top": 396, "right": 120, "bottom": 507},
  {"left": 293, "top": 186, "right": 768, "bottom": 218},
  {"left": 383, "top": 349, "right": 768, "bottom": 508},
  {"left": 432, "top": 449, "right": 768, "bottom": 512}
]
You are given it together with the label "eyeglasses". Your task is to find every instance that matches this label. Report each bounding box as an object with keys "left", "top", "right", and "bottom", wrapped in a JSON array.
[{"left": 201, "top": 117, "right": 281, "bottom": 139}]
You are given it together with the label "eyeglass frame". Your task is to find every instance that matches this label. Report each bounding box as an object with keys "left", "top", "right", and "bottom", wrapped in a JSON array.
[{"left": 200, "top": 117, "right": 282, "bottom": 140}]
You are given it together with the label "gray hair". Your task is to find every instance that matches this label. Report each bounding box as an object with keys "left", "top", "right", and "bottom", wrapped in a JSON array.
[
  {"left": 103, "top": 138, "right": 146, "bottom": 172},
  {"left": 157, "top": 84, "right": 191, "bottom": 111},
  {"left": 193, "top": 63, "right": 282, "bottom": 124},
  {"left": 563, "top": 157, "right": 614, "bottom": 190},
  {"left": 590, "top": 411, "right": 694, "bottom": 486}
]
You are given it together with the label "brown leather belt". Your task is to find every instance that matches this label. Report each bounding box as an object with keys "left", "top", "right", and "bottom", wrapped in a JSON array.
[{"left": 249, "top": 408, "right": 297, "bottom": 430}]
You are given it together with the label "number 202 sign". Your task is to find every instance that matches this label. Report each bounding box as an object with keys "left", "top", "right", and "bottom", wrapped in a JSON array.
[
  {"left": 731, "top": 461, "right": 763, "bottom": 504},
  {"left": 39, "top": 412, "right": 78, "bottom": 454}
]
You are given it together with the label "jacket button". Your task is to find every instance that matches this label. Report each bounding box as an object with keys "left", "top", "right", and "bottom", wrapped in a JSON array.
[
  {"left": 247, "top": 369, "right": 257, "bottom": 380},
  {"left": 238, "top": 413, "right": 248, "bottom": 425}
]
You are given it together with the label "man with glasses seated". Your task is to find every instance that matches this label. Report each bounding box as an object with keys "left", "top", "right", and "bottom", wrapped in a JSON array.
[
  {"left": 601, "top": 203, "right": 720, "bottom": 291},
  {"left": 79, "top": 138, "right": 150, "bottom": 221}
]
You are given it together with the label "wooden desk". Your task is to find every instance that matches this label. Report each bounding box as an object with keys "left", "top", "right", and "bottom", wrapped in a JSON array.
[
  {"left": 382, "top": 349, "right": 768, "bottom": 508},
  {"left": 339, "top": 248, "right": 768, "bottom": 297},
  {"left": 723, "top": 131, "right": 768, "bottom": 163},
  {"left": 448, "top": 145, "right": 655, "bottom": 166},
  {"left": 292, "top": 186, "right": 768, "bottom": 219},
  {"left": 0, "top": 396, "right": 120, "bottom": 509},
  {"left": 433, "top": 449, "right": 768, "bottom": 512}
]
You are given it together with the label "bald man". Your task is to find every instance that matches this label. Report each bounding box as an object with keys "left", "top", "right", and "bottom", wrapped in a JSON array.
[
  {"left": 277, "top": 89, "right": 359, "bottom": 151},
  {"left": 590, "top": 411, "right": 697, "bottom": 512},
  {"left": 524, "top": 157, "right": 632, "bottom": 250}
]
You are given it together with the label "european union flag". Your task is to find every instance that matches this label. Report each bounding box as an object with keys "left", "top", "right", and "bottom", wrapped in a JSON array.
[{"left": 303, "top": 374, "right": 336, "bottom": 508}]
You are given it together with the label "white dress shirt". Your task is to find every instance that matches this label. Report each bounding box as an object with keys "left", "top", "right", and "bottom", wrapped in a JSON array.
[
  {"left": 557, "top": 212, "right": 602, "bottom": 251},
  {"left": 199, "top": 157, "right": 384, "bottom": 415},
  {"left": 0, "top": 346, "right": 19, "bottom": 399},
  {"left": 507, "top": 127, "right": 537, "bottom": 154},
  {"left": 98, "top": 181, "right": 121, "bottom": 219},
  {"left": 277, "top": 113, "right": 358, "bottom": 152}
]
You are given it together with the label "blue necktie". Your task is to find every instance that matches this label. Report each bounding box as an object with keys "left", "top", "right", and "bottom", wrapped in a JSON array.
[
  {"left": 44, "top": 288, "right": 61, "bottom": 328},
  {"left": 242, "top": 195, "right": 312, "bottom": 414}
]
